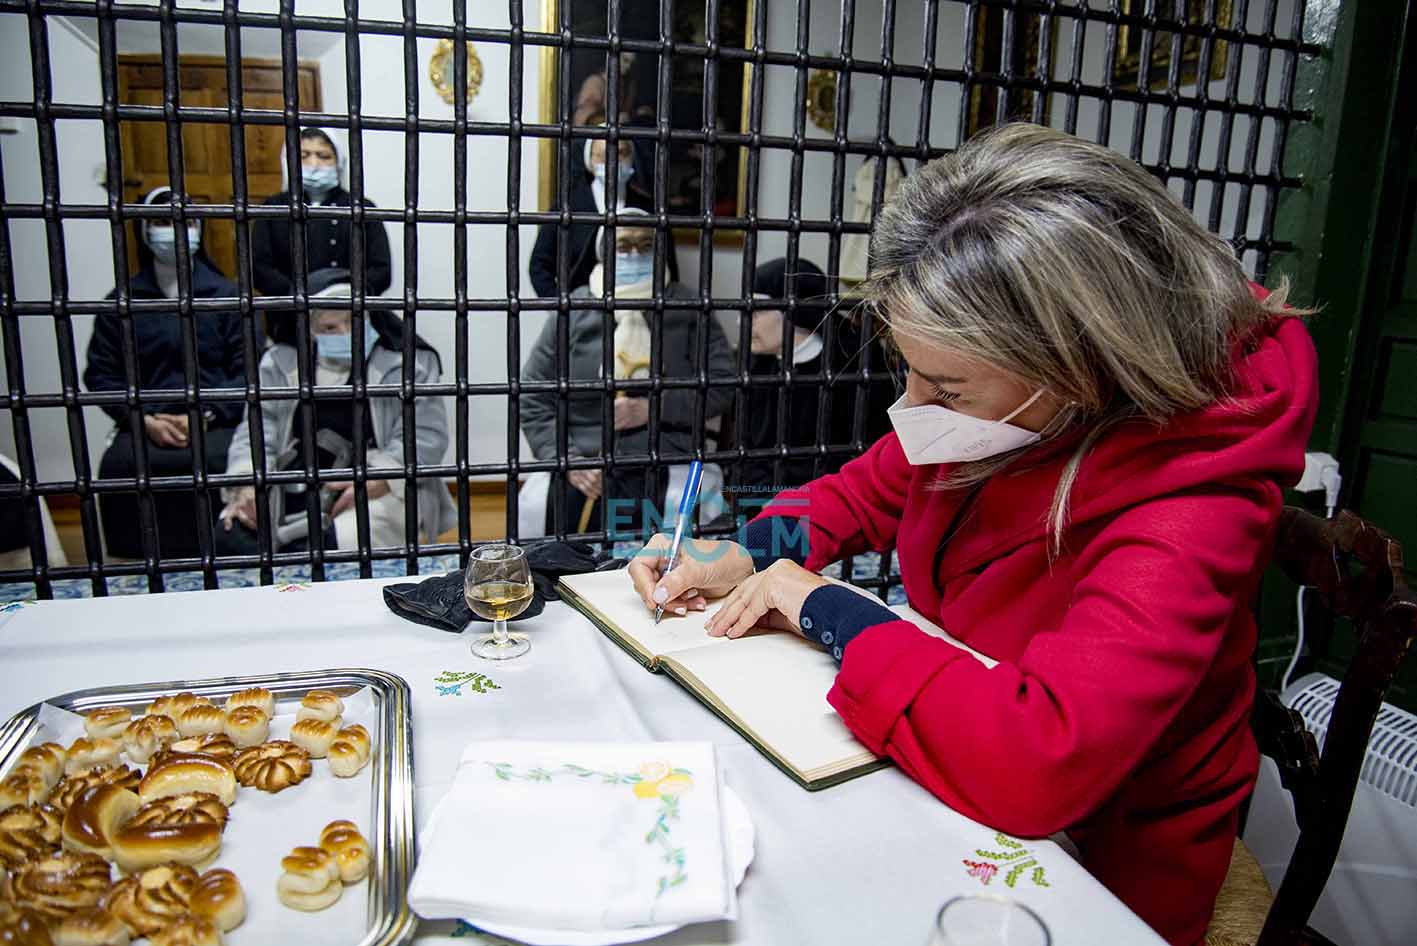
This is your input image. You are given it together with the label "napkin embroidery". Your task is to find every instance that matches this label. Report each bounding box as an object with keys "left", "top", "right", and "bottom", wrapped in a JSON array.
[
  {"left": 487, "top": 760, "right": 695, "bottom": 899},
  {"left": 435, "top": 671, "right": 503, "bottom": 696},
  {"left": 964, "top": 832, "right": 1051, "bottom": 889},
  {"left": 275, "top": 582, "right": 310, "bottom": 592}
]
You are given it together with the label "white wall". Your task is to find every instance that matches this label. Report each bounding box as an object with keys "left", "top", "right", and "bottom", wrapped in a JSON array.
[{"left": 1, "top": 0, "right": 1294, "bottom": 485}]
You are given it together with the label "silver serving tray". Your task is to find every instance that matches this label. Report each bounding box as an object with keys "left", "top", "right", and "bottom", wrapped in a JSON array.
[{"left": 0, "top": 668, "right": 416, "bottom": 946}]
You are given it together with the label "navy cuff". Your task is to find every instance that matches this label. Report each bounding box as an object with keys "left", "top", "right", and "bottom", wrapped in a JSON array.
[
  {"left": 741, "top": 516, "right": 809, "bottom": 572},
  {"left": 798, "top": 584, "right": 899, "bottom": 662}
]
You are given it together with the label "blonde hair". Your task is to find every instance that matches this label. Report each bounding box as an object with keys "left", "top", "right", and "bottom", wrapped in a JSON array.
[{"left": 861, "top": 123, "right": 1298, "bottom": 548}]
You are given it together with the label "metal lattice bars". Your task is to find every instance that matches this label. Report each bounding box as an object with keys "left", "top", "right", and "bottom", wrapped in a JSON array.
[{"left": 0, "top": 0, "right": 1319, "bottom": 599}]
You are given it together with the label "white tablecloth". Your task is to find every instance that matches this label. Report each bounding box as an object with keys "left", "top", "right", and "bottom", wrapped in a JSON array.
[{"left": 0, "top": 579, "right": 1166, "bottom": 946}]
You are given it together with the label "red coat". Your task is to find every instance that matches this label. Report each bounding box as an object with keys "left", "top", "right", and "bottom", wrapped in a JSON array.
[{"left": 755, "top": 315, "right": 1318, "bottom": 945}]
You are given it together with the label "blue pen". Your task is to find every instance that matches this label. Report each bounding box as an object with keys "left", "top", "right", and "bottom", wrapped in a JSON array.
[{"left": 654, "top": 459, "right": 704, "bottom": 625}]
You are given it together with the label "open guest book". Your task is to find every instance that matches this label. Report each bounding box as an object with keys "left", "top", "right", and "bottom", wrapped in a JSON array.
[{"left": 558, "top": 569, "right": 996, "bottom": 791}]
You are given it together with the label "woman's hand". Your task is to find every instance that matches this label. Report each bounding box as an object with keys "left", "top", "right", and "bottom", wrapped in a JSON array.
[
  {"left": 627, "top": 533, "right": 755, "bottom": 616},
  {"left": 144, "top": 413, "right": 189, "bottom": 448},
  {"left": 703, "top": 560, "right": 831, "bottom": 639},
  {"left": 326, "top": 479, "right": 391, "bottom": 518},
  {"left": 567, "top": 469, "right": 603, "bottom": 500},
  {"left": 613, "top": 397, "right": 649, "bottom": 431},
  {"left": 219, "top": 486, "right": 257, "bottom": 532}
]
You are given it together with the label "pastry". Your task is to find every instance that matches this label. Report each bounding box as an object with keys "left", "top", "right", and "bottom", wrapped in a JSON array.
[
  {"left": 62, "top": 741, "right": 119, "bottom": 778},
  {"left": 48, "top": 769, "right": 140, "bottom": 815},
  {"left": 128, "top": 794, "right": 227, "bottom": 831},
  {"left": 223, "top": 688, "right": 274, "bottom": 719},
  {"left": 137, "top": 757, "right": 236, "bottom": 807},
  {"left": 8, "top": 851, "right": 111, "bottom": 924},
  {"left": 0, "top": 804, "right": 62, "bottom": 869},
  {"left": 187, "top": 870, "right": 243, "bottom": 932},
  {"left": 220, "top": 708, "right": 268, "bottom": 749},
  {"left": 288, "top": 719, "right": 338, "bottom": 760},
  {"left": 158, "top": 735, "right": 236, "bottom": 763},
  {"left": 0, "top": 902, "right": 53, "bottom": 946},
  {"left": 317, "top": 821, "right": 370, "bottom": 884},
  {"left": 60, "top": 787, "right": 139, "bottom": 860},
  {"left": 296, "top": 690, "right": 343, "bottom": 723},
  {"left": 147, "top": 914, "right": 220, "bottom": 946},
  {"left": 11, "top": 745, "right": 66, "bottom": 792},
  {"left": 121, "top": 716, "right": 178, "bottom": 766},
  {"left": 146, "top": 694, "right": 209, "bottom": 720},
  {"left": 110, "top": 820, "right": 222, "bottom": 874},
  {"left": 0, "top": 773, "right": 50, "bottom": 813},
  {"left": 51, "top": 906, "right": 130, "bottom": 945},
  {"left": 174, "top": 706, "right": 225, "bottom": 740},
  {"left": 81, "top": 709, "right": 132, "bottom": 743},
  {"left": 275, "top": 846, "right": 340, "bottom": 911},
  {"left": 102, "top": 865, "right": 197, "bottom": 936},
  {"left": 231, "top": 742, "right": 310, "bottom": 794},
  {"left": 327, "top": 724, "right": 371, "bottom": 778}
]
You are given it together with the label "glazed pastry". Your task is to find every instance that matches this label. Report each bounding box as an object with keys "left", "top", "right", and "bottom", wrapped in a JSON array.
[
  {"left": 101, "top": 865, "right": 198, "bottom": 936},
  {"left": 51, "top": 906, "right": 131, "bottom": 945},
  {"left": 110, "top": 818, "right": 222, "bottom": 874},
  {"left": 62, "top": 740, "right": 119, "bottom": 778},
  {"left": 0, "top": 901, "right": 53, "bottom": 946},
  {"left": 0, "top": 804, "right": 62, "bottom": 869},
  {"left": 137, "top": 756, "right": 236, "bottom": 807},
  {"left": 275, "top": 846, "right": 341, "bottom": 911},
  {"left": 48, "top": 769, "right": 141, "bottom": 815},
  {"left": 174, "top": 706, "right": 225, "bottom": 740},
  {"left": 187, "top": 869, "right": 244, "bottom": 932},
  {"left": 121, "top": 716, "right": 178, "bottom": 766},
  {"left": 159, "top": 735, "right": 236, "bottom": 763},
  {"left": 147, "top": 914, "right": 220, "bottom": 946},
  {"left": 60, "top": 787, "right": 139, "bottom": 860},
  {"left": 11, "top": 744, "right": 67, "bottom": 792},
  {"left": 7, "top": 851, "right": 111, "bottom": 924},
  {"left": 231, "top": 741, "right": 310, "bottom": 794},
  {"left": 223, "top": 687, "right": 274, "bottom": 719},
  {"left": 82, "top": 709, "right": 132, "bottom": 743},
  {"left": 317, "top": 821, "right": 370, "bottom": 884},
  {"left": 0, "top": 773, "right": 50, "bottom": 812},
  {"left": 128, "top": 794, "right": 227, "bottom": 831},
  {"left": 146, "top": 694, "right": 209, "bottom": 720},
  {"left": 326, "top": 741, "right": 367, "bottom": 779},
  {"left": 220, "top": 708, "right": 268, "bottom": 749},
  {"left": 296, "top": 690, "right": 343, "bottom": 723},
  {"left": 288, "top": 719, "right": 338, "bottom": 760}
]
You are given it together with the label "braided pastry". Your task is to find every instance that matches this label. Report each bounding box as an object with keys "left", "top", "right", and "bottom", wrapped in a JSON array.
[
  {"left": 62, "top": 741, "right": 119, "bottom": 779},
  {"left": 121, "top": 715, "right": 178, "bottom": 766},
  {"left": 11, "top": 744, "right": 66, "bottom": 793},
  {"left": 223, "top": 687, "right": 274, "bottom": 719},
  {"left": 49, "top": 769, "right": 140, "bottom": 815},
  {"left": 82, "top": 709, "right": 132, "bottom": 743},
  {"left": 296, "top": 691, "right": 343, "bottom": 723},
  {"left": 174, "top": 706, "right": 224, "bottom": 741},
  {"left": 288, "top": 719, "right": 338, "bottom": 760},
  {"left": 145, "top": 694, "right": 209, "bottom": 721},
  {"left": 147, "top": 914, "right": 220, "bottom": 946},
  {"left": 186, "top": 869, "right": 243, "bottom": 932},
  {"left": 275, "top": 846, "right": 340, "bottom": 912},
  {"left": 0, "top": 805, "right": 61, "bottom": 870},
  {"left": 7, "top": 851, "right": 111, "bottom": 924},
  {"left": 327, "top": 724, "right": 371, "bottom": 778},
  {"left": 52, "top": 905, "right": 131, "bottom": 945},
  {"left": 101, "top": 864, "right": 198, "bottom": 936},
  {"left": 231, "top": 742, "right": 310, "bottom": 794},
  {"left": 318, "top": 820, "right": 370, "bottom": 884},
  {"left": 220, "top": 708, "right": 268, "bottom": 750},
  {"left": 127, "top": 794, "right": 227, "bottom": 832},
  {"left": 0, "top": 773, "right": 50, "bottom": 814}
]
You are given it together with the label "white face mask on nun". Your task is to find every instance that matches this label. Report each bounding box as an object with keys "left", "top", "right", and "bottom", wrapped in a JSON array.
[{"left": 887, "top": 388, "right": 1047, "bottom": 465}]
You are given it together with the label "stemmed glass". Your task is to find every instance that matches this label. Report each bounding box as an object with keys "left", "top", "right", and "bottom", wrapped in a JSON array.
[
  {"left": 464, "top": 544, "right": 533, "bottom": 660},
  {"left": 926, "top": 895, "right": 1050, "bottom": 946}
]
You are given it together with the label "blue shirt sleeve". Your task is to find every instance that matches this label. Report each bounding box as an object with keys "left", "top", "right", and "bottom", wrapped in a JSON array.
[
  {"left": 741, "top": 516, "right": 809, "bottom": 572},
  {"left": 798, "top": 584, "right": 899, "bottom": 662}
]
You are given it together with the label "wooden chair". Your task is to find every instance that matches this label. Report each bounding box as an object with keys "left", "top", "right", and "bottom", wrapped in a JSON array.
[{"left": 1205, "top": 508, "right": 1417, "bottom": 946}]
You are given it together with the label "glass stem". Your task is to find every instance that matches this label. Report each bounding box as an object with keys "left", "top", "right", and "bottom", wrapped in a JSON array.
[{"left": 492, "top": 617, "right": 509, "bottom": 646}]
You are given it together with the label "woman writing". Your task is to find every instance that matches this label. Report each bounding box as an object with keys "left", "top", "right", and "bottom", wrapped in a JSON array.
[{"left": 627, "top": 125, "right": 1318, "bottom": 946}]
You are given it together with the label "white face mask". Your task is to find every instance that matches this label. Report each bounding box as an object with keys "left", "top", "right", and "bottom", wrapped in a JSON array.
[{"left": 887, "top": 389, "right": 1047, "bottom": 465}]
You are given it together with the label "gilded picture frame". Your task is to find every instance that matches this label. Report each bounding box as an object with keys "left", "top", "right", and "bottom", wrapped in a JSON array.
[
  {"left": 806, "top": 68, "right": 838, "bottom": 133},
  {"left": 429, "top": 39, "right": 484, "bottom": 106},
  {"left": 537, "top": 0, "right": 754, "bottom": 247}
]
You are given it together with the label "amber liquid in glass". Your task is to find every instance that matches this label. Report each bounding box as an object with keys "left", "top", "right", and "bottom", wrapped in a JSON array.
[{"left": 466, "top": 580, "right": 533, "bottom": 622}]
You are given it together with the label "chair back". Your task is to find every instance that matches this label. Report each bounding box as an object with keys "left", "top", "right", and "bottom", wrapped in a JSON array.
[{"left": 1255, "top": 508, "right": 1417, "bottom": 945}]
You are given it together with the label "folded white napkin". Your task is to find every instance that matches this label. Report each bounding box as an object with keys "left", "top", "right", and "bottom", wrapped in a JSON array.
[{"left": 408, "top": 741, "right": 736, "bottom": 932}]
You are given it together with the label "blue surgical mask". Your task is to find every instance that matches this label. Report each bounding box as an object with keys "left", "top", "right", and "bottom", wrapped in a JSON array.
[
  {"left": 592, "top": 163, "right": 634, "bottom": 188},
  {"left": 614, "top": 251, "right": 653, "bottom": 288},
  {"left": 314, "top": 321, "right": 379, "bottom": 363},
  {"left": 302, "top": 164, "right": 339, "bottom": 196},
  {"left": 144, "top": 225, "right": 200, "bottom": 265}
]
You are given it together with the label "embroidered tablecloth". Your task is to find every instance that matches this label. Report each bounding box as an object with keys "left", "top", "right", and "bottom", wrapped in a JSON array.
[{"left": 0, "top": 577, "right": 1166, "bottom": 946}]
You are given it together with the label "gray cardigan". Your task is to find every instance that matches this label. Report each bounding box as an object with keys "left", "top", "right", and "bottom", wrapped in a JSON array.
[
  {"left": 225, "top": 342, "right": 456, "bottom": 542},
  {"left": 520, "top": 283, "right": 735, "bottom": 462}
]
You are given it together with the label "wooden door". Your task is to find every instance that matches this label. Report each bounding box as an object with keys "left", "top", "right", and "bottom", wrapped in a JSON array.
[{"left": 117, "top": 55, "right": 321, "bottom": 282}]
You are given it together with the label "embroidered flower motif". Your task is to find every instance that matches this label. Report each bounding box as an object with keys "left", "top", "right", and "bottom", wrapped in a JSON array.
[
  {"left": 436, "top": 684, "right": 461, "bottom": 696},
  {"left": 434, "top": 670, "right": 502, "bottom": 696},
  {"left": 963, "top": 859, "right": 998, "bottom": 884},
  {"left": 968, "top": 832, "right": 1051, "bottom": 888}
]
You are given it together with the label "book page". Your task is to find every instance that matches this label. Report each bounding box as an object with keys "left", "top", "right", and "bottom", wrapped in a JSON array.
[{"left": 558, "top": 570, "right": 732, "bottom": 661}]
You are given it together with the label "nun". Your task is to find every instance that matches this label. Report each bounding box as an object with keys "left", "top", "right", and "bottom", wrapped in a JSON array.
[{"left": 251, "top": 126, "right": 393, "bottom": 299}]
